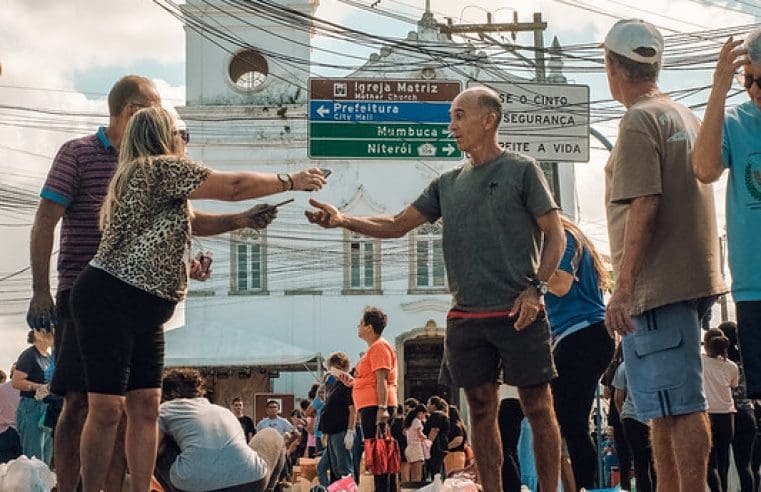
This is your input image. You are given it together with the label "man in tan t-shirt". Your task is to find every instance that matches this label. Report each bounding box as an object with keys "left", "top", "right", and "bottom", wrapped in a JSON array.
[{"left": 602, "top": 19, "right": 727, "bottom": 492}]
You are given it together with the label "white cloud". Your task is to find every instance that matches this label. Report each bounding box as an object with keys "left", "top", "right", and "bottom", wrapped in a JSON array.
[
  {"left": 0, "top": 0, "right": 187, "bottom": 371},
  {"left": 0, "top": 0, "right": 184, "bottom": 85}
]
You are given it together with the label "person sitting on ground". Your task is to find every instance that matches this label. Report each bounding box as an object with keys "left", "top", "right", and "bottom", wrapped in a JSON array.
[
  {"left": 156, "top": 368, "right": 286, "bottom": 492},
  {"left": 232, "top": 397, "right": 256, "bottom": 443}
]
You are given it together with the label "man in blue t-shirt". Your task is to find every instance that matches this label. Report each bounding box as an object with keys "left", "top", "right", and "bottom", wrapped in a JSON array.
[
  {"left": 256, "top": 400, "right": 295, "bottom": 436},
  {"left": 693, "top": 27, "right": 761, "bottom": 399}
]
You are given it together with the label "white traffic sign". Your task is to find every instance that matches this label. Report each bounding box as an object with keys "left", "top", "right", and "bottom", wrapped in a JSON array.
[{"left": 472, "top": 81, "right": 590, "bottom": 162}]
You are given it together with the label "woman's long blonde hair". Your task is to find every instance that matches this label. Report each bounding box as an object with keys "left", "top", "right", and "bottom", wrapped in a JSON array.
[
  {"left": 99, "top": 106, "right": 179, "bottom": 230},
  {"left": 561, "top": 216, "right": 611, "bottom": 292}
]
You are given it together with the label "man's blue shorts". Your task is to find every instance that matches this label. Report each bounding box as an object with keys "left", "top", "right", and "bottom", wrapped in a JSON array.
[{"left": 621, "top": 298, "right": 713, "bottom": 421}]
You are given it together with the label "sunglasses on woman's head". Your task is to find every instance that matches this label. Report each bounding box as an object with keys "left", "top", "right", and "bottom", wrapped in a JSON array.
[
  {"left": 736, "top": 72, "right": 761, "bottom": 90},
  {"left": 175, "top": 129, "right": 190, "bottom": 144}
]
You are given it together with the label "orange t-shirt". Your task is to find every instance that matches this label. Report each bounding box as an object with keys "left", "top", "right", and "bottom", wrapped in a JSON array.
[{"left": 352, "top": 338, "right": 398, "bottom": 411}]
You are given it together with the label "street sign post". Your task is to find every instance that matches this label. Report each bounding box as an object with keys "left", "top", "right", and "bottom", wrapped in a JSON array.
[
  {"left": 472, "top": 81, "right": 590, "bottom": 162},
  {"left": 308, "top": 78, "right": 462, "bottom": 160}
]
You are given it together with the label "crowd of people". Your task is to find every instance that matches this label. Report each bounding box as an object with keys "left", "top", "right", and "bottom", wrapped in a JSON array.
[{"left": 1, "top": 17, "right": 760, "bottom": 492}]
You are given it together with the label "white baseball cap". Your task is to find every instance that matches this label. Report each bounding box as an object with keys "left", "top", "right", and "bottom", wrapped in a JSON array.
[{"left": 603, "top": 19, "right": 664, "bottom": 64}]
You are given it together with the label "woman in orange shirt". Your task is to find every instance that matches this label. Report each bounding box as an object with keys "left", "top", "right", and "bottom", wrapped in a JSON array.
[{"left": 350, "top": 306, "right": 398, "bottom": 491}]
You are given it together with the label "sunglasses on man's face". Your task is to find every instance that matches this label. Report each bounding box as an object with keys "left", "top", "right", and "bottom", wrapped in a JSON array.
[
  {"left": 736, "top": 72, "right": 761, "bottom": 90},
  {"left": 175, "top": 128, "right": 190, "bottom": 144}
]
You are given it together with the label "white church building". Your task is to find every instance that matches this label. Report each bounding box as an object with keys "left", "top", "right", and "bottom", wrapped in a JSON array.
[{"left": 171, "top": 0, "right": 579, "bottom": 416}]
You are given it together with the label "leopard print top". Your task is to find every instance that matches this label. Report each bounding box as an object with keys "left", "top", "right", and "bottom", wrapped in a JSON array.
[{"left": 91, "top": 156, "right": 210, "bottom": 301}]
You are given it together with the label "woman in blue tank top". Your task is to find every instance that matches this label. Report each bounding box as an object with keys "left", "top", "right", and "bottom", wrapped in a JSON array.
[{"left": 547, "top": 216, "right": 615, "bottom": 490}]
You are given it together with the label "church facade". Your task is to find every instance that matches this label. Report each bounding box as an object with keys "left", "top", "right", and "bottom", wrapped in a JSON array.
[{"left": 176, "top": 0, "right": 576, "bottom": 413}]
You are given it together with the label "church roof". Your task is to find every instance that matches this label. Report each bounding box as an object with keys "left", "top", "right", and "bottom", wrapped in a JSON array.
[{"left": 348, "top": 12, "right": 530, "bottom": 84}]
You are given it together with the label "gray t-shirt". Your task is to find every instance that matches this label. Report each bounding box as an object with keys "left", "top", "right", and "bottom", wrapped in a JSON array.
[
  {"left": 412, "top": 151, "right": 557, "bottom": 311},
  {"left": 612, "top": 363, "right": 646, "bottom": 424},
  {"left": 159, "top": 398, "right": 267, "bottom": 491}
]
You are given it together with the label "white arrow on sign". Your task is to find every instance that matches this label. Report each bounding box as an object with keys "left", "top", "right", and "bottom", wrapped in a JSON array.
[
  {"left": 442, "top": 143, "right": 456, "bottom": 156},
  {"left": 316, "top": 105, "right": 330, "bottom": 118}
]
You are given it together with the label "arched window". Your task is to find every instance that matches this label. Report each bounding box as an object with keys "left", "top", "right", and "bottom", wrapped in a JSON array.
[
  {"left": 409, "top": 221, "right": 447, "bottom": 292},
  {"left": 230, "top": 228, "right": 267, "bottom": 294}
]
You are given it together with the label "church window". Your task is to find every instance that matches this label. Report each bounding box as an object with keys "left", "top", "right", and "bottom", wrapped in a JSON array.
[
  {"left": 343, "top": 232, "right": 381, "bottom": 293},
  {"left": 230, "top": 228, "right": 267, "bottom": 294},
  {"left": 229, "top": 49, "right": 269, "bottom": 91},
  {"left": 409, "top": 221, "right": 447, "bottom": 293}
]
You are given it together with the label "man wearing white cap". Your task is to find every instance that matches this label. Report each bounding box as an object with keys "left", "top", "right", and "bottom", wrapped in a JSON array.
[{"left": 602, "top": 19, "right": 726, "bottom": 491}]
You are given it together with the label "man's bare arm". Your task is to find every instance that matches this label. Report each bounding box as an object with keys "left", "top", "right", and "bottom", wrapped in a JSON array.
[
  {"left": 306, "top": 199, "right": 428, "bottom": 239},
  {"left": 191, "top": 203, "right": 280, "bottom": 237},
  {"left": 535, "top": 210, "right": 565, "bottom": 284},
  {"left": 511, "top": 209, "right": 565, "bottom": 330},
  {"left": 28, "top": 199, "right": 65, "bottom": 330},
  {"left": 605, "top": 195, "right": 660, "bottom": 335}
]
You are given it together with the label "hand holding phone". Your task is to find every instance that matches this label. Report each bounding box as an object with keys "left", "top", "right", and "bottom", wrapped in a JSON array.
[
  {"left": 244, "top": 200, "right": 291, "bottom": 230},
  {"left": 260, "top": 198, "right": 294, "bottom": 214},
  {"left": 190, "top": 250, "right": 213, "bottom": 281}
]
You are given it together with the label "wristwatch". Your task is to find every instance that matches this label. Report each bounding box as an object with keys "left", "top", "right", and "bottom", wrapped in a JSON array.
[
  {"left": 529, "top": 278, "right": 549, "bottom": 295},
  {"left": 277, "top": 173, "right": 293, "bottom": 191}
]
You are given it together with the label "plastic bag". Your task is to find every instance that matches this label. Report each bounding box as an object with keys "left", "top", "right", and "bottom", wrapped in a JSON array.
[
  {"left": 416, "top": 474, "right": 443, "bottom": 492},
  {"left": 441, "top": 477, "right": 480, "bottom": 492},
  {"left": 0, "top": 455, "right": 57, "bottom": 492},
  {"left": 326, "top": 475, "right": 358, "bottom": 492}
]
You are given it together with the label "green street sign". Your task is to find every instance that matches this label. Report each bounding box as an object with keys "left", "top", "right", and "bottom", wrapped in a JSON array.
[
  {"left": 309, "top": 139, "right": 461, "bottom": 159},
  {"left": 309, "top": 78, "right": 463, "bottom": 160},
  {"left": 310, "top": 122, "right": 452, "bottom": 140}
]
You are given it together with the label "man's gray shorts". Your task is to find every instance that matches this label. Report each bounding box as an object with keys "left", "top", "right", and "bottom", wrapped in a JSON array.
[
  {"left": 442, "top": 312, "right": 556, "bottom": 389},
  {"left": 622, "top": 298, "right": 713, "bottom": 422}
]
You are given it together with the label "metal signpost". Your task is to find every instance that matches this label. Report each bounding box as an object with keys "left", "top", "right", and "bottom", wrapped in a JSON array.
[
  {"left": 308, "top": 78, "right": 463, "bottom": 160},
  {"left": 473, "top": 81, "right": 591, "bottom": 163}
]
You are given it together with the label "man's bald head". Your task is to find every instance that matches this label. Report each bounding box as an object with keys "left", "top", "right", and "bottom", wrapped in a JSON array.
[{"left": 455, "top": 86, "right": 502, "bottom": 131}]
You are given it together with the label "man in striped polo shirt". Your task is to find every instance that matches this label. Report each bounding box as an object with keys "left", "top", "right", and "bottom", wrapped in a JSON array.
[
  {"left": 28, "top": 75, "right": 162, "bottom": 491},
  {"left": 28, "top": 75, "right": 283, "bottom": 491}
]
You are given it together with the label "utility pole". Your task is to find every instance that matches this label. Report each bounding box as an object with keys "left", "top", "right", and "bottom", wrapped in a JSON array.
[
  {"left": 439, "top": 12, "right": 548, "bottom": 82},
  {"left": 439, "top": 13, "right": 562, "bottom": 206}
]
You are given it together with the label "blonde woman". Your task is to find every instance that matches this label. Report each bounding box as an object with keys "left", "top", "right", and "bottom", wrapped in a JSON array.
[{"left": 70, "top": 106, "right": 326, "bottom": 492}]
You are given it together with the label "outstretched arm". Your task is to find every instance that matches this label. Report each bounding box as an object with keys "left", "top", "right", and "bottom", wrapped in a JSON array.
[
  {"left": 191, "top": 204, "right": 278, "bottom": 237},
  {"left": 190, "top": 168, "right": 326, "bottom": 201},
  {"left": 305, "top": 199, "right": 427, "bottom": 239}
]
